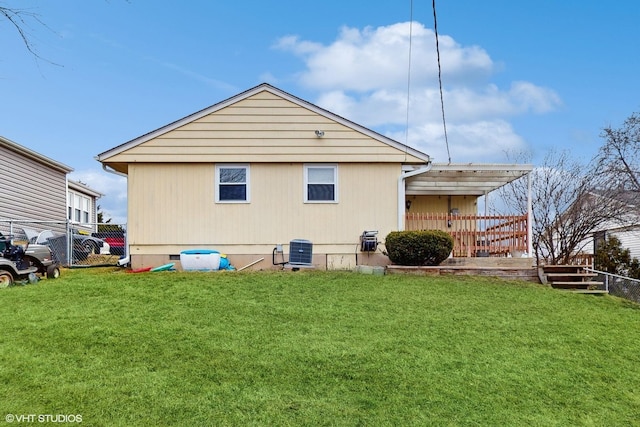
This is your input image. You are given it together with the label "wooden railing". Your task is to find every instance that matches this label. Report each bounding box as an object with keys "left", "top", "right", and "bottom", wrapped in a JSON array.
[{"left": 405, "top": 213, "right": 528, "bottom": 257}]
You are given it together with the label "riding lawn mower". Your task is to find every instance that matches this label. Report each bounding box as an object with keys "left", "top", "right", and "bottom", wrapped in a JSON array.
[{"left": 0, "top": 233, "right": 61, "bottom": 288}]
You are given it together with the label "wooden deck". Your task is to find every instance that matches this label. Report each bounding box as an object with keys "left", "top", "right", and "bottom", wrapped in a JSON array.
[{"left": 405, "top": 213, "right": 528, "bottom": 258}]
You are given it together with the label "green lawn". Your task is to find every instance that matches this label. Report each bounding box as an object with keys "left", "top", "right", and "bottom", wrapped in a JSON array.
[{"left": 1, "top": 268, "right": 640, "bottom": 426}]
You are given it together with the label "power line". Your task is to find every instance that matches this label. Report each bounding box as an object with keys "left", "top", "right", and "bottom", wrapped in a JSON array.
[
  {"left": 404, "top": 0, "right": 414, "bottom": 155},
  {"left": 432, "top": 0, "right": 451, "bottom": 163}
]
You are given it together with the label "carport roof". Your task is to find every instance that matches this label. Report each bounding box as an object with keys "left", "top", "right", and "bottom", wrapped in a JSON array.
[{"left": 405, "top": 163, "right": 533, "bottom": 196}]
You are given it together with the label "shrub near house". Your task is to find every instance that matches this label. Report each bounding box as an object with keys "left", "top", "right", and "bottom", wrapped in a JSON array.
[{"left": 385, "top": 230, "right": 454, "bottom": 266}]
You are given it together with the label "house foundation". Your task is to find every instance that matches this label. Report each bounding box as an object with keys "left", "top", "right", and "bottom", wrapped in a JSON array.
[{"left": 129, "top": 251, "right": 391, "bottom": 272}]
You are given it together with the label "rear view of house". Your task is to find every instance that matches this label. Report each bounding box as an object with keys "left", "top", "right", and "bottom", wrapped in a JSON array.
[
  {"left": 96, "top": 84, "right": 435, "bottom": 270},
  {"left": 97, "top": 83, "right": 532, "bottom": 270}
]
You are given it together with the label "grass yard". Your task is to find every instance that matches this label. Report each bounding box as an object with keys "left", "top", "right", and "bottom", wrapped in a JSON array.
[{"left": 1, "top": 268, "right": 640, "bottom": 426}]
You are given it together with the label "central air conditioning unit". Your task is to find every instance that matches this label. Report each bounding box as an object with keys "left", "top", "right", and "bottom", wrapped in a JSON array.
[
  {"left": 273, "top": 239, "right": 314, "bottom": 270},
  {"left": 289, "top": 239, "right": 313, "bottom": 265}
]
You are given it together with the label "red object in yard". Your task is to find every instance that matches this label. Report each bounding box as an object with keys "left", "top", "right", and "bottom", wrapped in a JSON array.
[
  {"left": 127, "top": 267, "right": 151, "bottom": 274},
  {"left": 92, "top": 232, "right": 126, "bottom": 256}
]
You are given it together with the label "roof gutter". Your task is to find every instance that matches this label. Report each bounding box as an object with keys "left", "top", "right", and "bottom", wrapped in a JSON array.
[
  {"left": 398, "top": 162, "right": 433, "bottom": 230},
  {"left": 101, "top": 163, "right": 128, "bottom": 178}
]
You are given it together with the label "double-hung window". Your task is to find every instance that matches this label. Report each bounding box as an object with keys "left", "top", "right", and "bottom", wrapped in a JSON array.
[
  {"left": 68, "top": 192, "right": 91, "bottom": 224},
  {"left": 216, "top": 165, "right": 250, "bottom": 203},
  {"left": 304, "top": 164, "right": 337, "bottom": 203}
]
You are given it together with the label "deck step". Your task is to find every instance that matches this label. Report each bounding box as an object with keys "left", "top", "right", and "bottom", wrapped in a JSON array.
[
  {"left": 549, "top": 280, "right": 602, "bottom": 285},
  {"left": 550, "top": 282, "right": 604, "bottom": 293},
  {"left": 558, "top": 289, "right": 608, "bottom": 294},
  {"left": 542, "top": 264, "right": 606, "bottom": 293},
  {"left": 550, "top": 281, "right": 603, "bottom": 286},
  {"left": 546, "top": 272, "right": 598, "bottom": 278}
]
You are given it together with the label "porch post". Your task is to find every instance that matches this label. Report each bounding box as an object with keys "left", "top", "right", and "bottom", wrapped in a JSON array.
[
  {"left": 397, "top": 177, "right": 406, "bottom": 231},
  {"left": 484, "top": 190, "right": 488, "bottom": 216},
  {"left": 527, "top": 171, "right": 533, "bottom": 257},
  {"left": 397, "top": 164, "right": 433, "bottom": 230}
]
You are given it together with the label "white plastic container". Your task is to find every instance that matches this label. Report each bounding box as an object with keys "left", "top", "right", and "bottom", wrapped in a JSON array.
[{"left": 180, "top": 249, "right": 220, "bottom": 271}]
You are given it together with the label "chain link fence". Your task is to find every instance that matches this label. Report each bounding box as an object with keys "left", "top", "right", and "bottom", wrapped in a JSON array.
[
  {"left": 1, "top": 219, "right": 126, "bottom": 268},
  {"left": 587, "top": 268, "right": 640, "bottom": 303}
]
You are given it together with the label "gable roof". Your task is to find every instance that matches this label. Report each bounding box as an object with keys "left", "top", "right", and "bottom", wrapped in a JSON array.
[
  {"left": 68, "top": 180, "right": 103, "bottom": 199},
  {"left": 587, "top": 189, "right": 639, "bottom": 209},
  {"left": 0, "top": 135, "right": 73, "bottom": 174},
  {"left": 96, "top": 83, "right": 430, "bottom": 173}
]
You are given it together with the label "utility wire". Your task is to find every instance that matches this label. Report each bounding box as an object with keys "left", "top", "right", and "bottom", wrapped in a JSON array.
[
  {"left": 404, "top": 0, "right": 414, "bottom": 160},
  {"left": 432, "top": 0, "right": 451, "bottom": 163}
]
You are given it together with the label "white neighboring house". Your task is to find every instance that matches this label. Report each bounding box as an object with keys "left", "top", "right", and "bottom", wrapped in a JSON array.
[
  {"left": 67, "top": 180, "right": 103, "bottom": 234},
  {"left": 590, "top": 214, "right": 640, "bottom": 261},
  {"left": 578, "top": 191, "right": 640, "bottom": 261}
]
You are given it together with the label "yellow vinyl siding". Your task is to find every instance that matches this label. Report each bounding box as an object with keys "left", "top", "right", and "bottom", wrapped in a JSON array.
[
  {"left": 407, "top": 195, "right": 477, "bottom": 215},
  {"left": 127, "top": 163, "right": 399, "bottom": 251},
  {"left": 107, "top": 92, "right": 425, "bottom": 164}
]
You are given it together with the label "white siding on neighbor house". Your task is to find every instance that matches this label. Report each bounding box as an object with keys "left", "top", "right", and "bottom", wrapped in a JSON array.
[
  {"left": 127, "top": 162, "right": 400, "bottom": 254},
  {"left": 0, "top": 145, "right": 68, "bottom": 224},
  {"left": 582, "top": 226, "right": 640, "bottom": 261},
  {"left": 609, "top": 229, "right": 640, "bottom": 261}
]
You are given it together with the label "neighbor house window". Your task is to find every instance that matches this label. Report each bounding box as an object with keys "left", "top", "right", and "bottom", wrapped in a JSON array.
[
  {"left": 304, "top": 164, "right": 337, "bottom": 202},
  {"left": 68, "top": 193, "right": 91, "bottom": 225},
  {"left": 216, "top": 165, "right": 250, "bottom": 202}
]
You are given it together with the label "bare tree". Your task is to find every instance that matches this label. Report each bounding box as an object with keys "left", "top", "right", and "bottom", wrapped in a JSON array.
[
  {"left": 0, "top": 4, "right": 51, "bottom": 61},
  {"left": 594, "top": 112, "right": 640, "bottom": 200},
  {"left": 500, "top": 150, "right": 629, "bottom": 265},
  {"left": 2, "top": 2, "right": 128, "bottom": 64}
]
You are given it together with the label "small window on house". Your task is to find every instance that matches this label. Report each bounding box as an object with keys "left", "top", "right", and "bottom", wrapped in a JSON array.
[
  {"left": 304, "top": 165, "right": 338, "bottom": 202},
  {"left": 216, "top": 165, "right": 250, "bottom": 202},
  {"left": 69, "top": 193, "right": 92, "bottom": 225}
]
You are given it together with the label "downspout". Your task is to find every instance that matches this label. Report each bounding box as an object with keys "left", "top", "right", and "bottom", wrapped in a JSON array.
[
  {"left": 65, "top": 174, "right": 71, "bottom": 266},
  {"left": 397, "top": 162, "right": 433, "bottom": 230},
  {"left": 101, "top": 163, "right": 130, "bottom": 265}
]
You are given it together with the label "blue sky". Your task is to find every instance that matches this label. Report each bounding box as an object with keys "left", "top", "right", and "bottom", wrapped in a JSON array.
[{"left": 1, "top": 0, "right": 639, "bottom": 223}]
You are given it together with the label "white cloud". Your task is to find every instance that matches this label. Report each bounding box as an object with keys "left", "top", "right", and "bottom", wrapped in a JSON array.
[
  {"left": 276, "top": 22, "right": 494, "bottom": 92},
  {"left": 509, "top": 81, "right": 562, "bottom": 114},
  {"left": 387, "top": 119, "right": 527, "bottom": 163},
  {"left": 275, "top": 21, "right": 561, "bottom": 162},
  {"left": 274, "top": 35, "right": 324, "bottom": 56}
]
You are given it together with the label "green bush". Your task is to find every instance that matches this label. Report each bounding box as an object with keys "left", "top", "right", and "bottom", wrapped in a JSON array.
[
  {"left": 384, "top": 230, "right": 454, "bottom": 266},
  {"left": 595, "top": 235, "right": 640, "bottom": 279}
]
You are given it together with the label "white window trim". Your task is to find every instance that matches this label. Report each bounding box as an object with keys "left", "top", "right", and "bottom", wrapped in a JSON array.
[
  {"left": 215, "top": 164, "right": 251, "bottom": 203},
  {"left": 304, "top": 164, "right": 338, "bottom": 203},
  {"left": 68, "top": 191, "right": 92, "bottom": 225}
]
